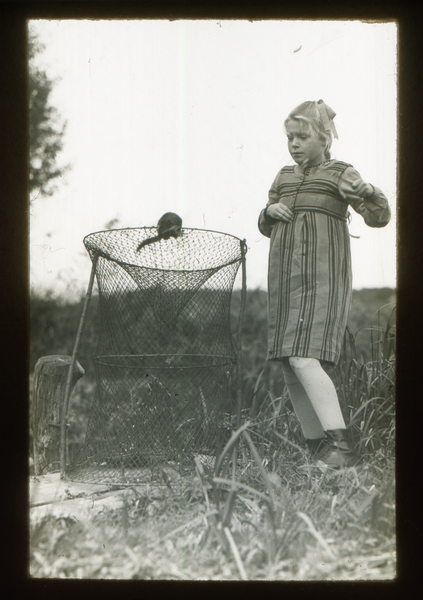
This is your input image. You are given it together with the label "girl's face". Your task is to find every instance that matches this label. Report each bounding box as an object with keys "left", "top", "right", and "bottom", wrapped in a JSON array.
[{"left": 286, "top": 119, "right": 326, "bottom": 167}]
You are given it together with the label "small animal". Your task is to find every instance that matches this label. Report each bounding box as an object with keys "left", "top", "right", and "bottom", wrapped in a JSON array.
[{"left": 137, "top": 212, "right": 183, "bottom": 251}]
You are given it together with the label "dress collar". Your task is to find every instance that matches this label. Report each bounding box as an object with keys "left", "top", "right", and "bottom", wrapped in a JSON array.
[{"left": 293, "top": 159, "right": 334, "bottom": 176}]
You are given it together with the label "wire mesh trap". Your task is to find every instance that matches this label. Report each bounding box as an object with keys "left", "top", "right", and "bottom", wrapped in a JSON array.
[{"left": 67, "top": 227, "right": 246, "bottom": 485}]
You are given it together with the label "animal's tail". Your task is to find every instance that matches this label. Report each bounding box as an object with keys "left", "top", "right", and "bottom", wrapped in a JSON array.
[{"left": 137, "top": 235, "right": 161, "bottom": 251}]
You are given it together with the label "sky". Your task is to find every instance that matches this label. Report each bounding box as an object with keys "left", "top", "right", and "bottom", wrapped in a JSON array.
[{"left": 29, "top": 19, "right": 397, "bottom": 299}]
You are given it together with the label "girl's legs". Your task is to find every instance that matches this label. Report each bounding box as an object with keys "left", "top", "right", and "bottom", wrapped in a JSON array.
[
  {"left": 287, "top": 356, "right": 346, "bottom": 431},
  {"left": 281, "top": 356, "right": 356, "bottom": 466},
  {"left": 281, "top": 358, "right": 326, "bottom": 439}
]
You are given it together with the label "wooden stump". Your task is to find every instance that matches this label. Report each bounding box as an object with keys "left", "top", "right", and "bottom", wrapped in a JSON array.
[{"left": 32, "top": 355, "right": 84, "bottom": 475}]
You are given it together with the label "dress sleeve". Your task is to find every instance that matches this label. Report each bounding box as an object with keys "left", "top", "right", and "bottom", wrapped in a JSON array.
[
  {"left": 258, "top": 171, "right": 282, "bottom": 237},
  {"left": 340, "top": 166, "right": 391, "bottom": 228}
]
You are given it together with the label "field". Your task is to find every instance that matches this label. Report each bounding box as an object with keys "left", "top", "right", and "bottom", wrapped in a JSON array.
[{"left": 29, "top": 287, "right": 396, "bottom": 580}]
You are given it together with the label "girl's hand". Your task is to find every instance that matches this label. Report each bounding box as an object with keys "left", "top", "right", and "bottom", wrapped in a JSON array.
[
  {"left": 266, "top": 202, "right": 294, "bottom": 223},
  {"left": 340, "top": 177, "right": 374, "bottom": 200}
]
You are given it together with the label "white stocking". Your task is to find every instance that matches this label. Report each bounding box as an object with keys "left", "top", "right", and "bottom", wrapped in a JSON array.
[
  {"left": 281, "top": 359, "right": 326, "bottom": 439},
  {"left": 288, "top": 356, "right": 346, "bottom": 431}
]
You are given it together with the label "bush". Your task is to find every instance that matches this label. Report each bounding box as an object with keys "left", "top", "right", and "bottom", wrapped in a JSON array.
[
  {"left": 30, "top": 290, "right": 100, "bottom": 376},
  {"left": 230, "top": 287, "right": 395, "bottom": 412},
  {"left": 29, "top": 287, "right": 395, "bottom": 451}
]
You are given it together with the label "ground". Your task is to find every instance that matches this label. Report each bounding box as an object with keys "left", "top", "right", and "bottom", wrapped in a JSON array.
[{"left": 29, "top": 449, "right": 396, "bottom": 581}]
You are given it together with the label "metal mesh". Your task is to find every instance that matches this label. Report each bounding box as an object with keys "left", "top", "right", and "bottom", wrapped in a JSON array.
[{"left": 67, "top": 227, "right": 244, "bottom": 484}]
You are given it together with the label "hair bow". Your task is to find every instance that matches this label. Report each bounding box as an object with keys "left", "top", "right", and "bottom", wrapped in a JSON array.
[{"left": 317, "top": 99, "right": 338, "bottom": 139}]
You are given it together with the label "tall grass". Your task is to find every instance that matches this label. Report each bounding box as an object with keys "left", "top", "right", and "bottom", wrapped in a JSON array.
[
  {"left": 199, "top": 314, "right": 396, "bottom": 575},
  {"left": 200, "top": 318, "right": 396, "bottom": 577},
  {"left": 30, "top": 295, "right": 396, "bottom": 579},
  {"left": 335, "top": 308, "right": 396, "bottom": 458}
]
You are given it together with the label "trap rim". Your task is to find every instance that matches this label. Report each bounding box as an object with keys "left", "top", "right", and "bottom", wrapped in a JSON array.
[
  {"left": 94, "top": 353, "right": 237, "bottom": 368},
  {"left": 83, "top": 226, "right": 247, "bottom": 272},
  {"left": 84, "top": 225, "right": 244, "bottom": 243}
]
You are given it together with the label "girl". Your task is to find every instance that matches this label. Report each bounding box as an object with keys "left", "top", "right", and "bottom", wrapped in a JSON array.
[{"left": 258, "top": 100, "right": 391, "bottom": 467}]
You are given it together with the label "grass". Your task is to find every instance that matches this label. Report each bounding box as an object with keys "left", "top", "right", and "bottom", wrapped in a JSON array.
[
  {"left": 29, "top": 316, "right": 395, "bottom": 580},
  {"left": 336, "top": 307, "right": 396, "bottom": 458},
  {"left": 29, "top": 448, "right": 395, "bottom": 580}
]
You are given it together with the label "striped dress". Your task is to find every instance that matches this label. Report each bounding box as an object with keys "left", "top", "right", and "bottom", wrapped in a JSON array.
[{"left": 258, "top": 160, "right": 391, "bottom": 364}]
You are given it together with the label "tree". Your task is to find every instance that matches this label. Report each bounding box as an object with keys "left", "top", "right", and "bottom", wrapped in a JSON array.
[{"left": 28, "top": 28, "right": 69, "bottom": 199}]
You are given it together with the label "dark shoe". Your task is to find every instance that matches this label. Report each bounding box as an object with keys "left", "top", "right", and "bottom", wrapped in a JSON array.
[
  {"left": 320, "top": 430, "right": 360, "bottom": 468},
  {"left": 317, "top": 440, "right": 360, "bottom": 468},
  {"left": 307, "top": 431, "right": 360, "bottom": 468}
]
